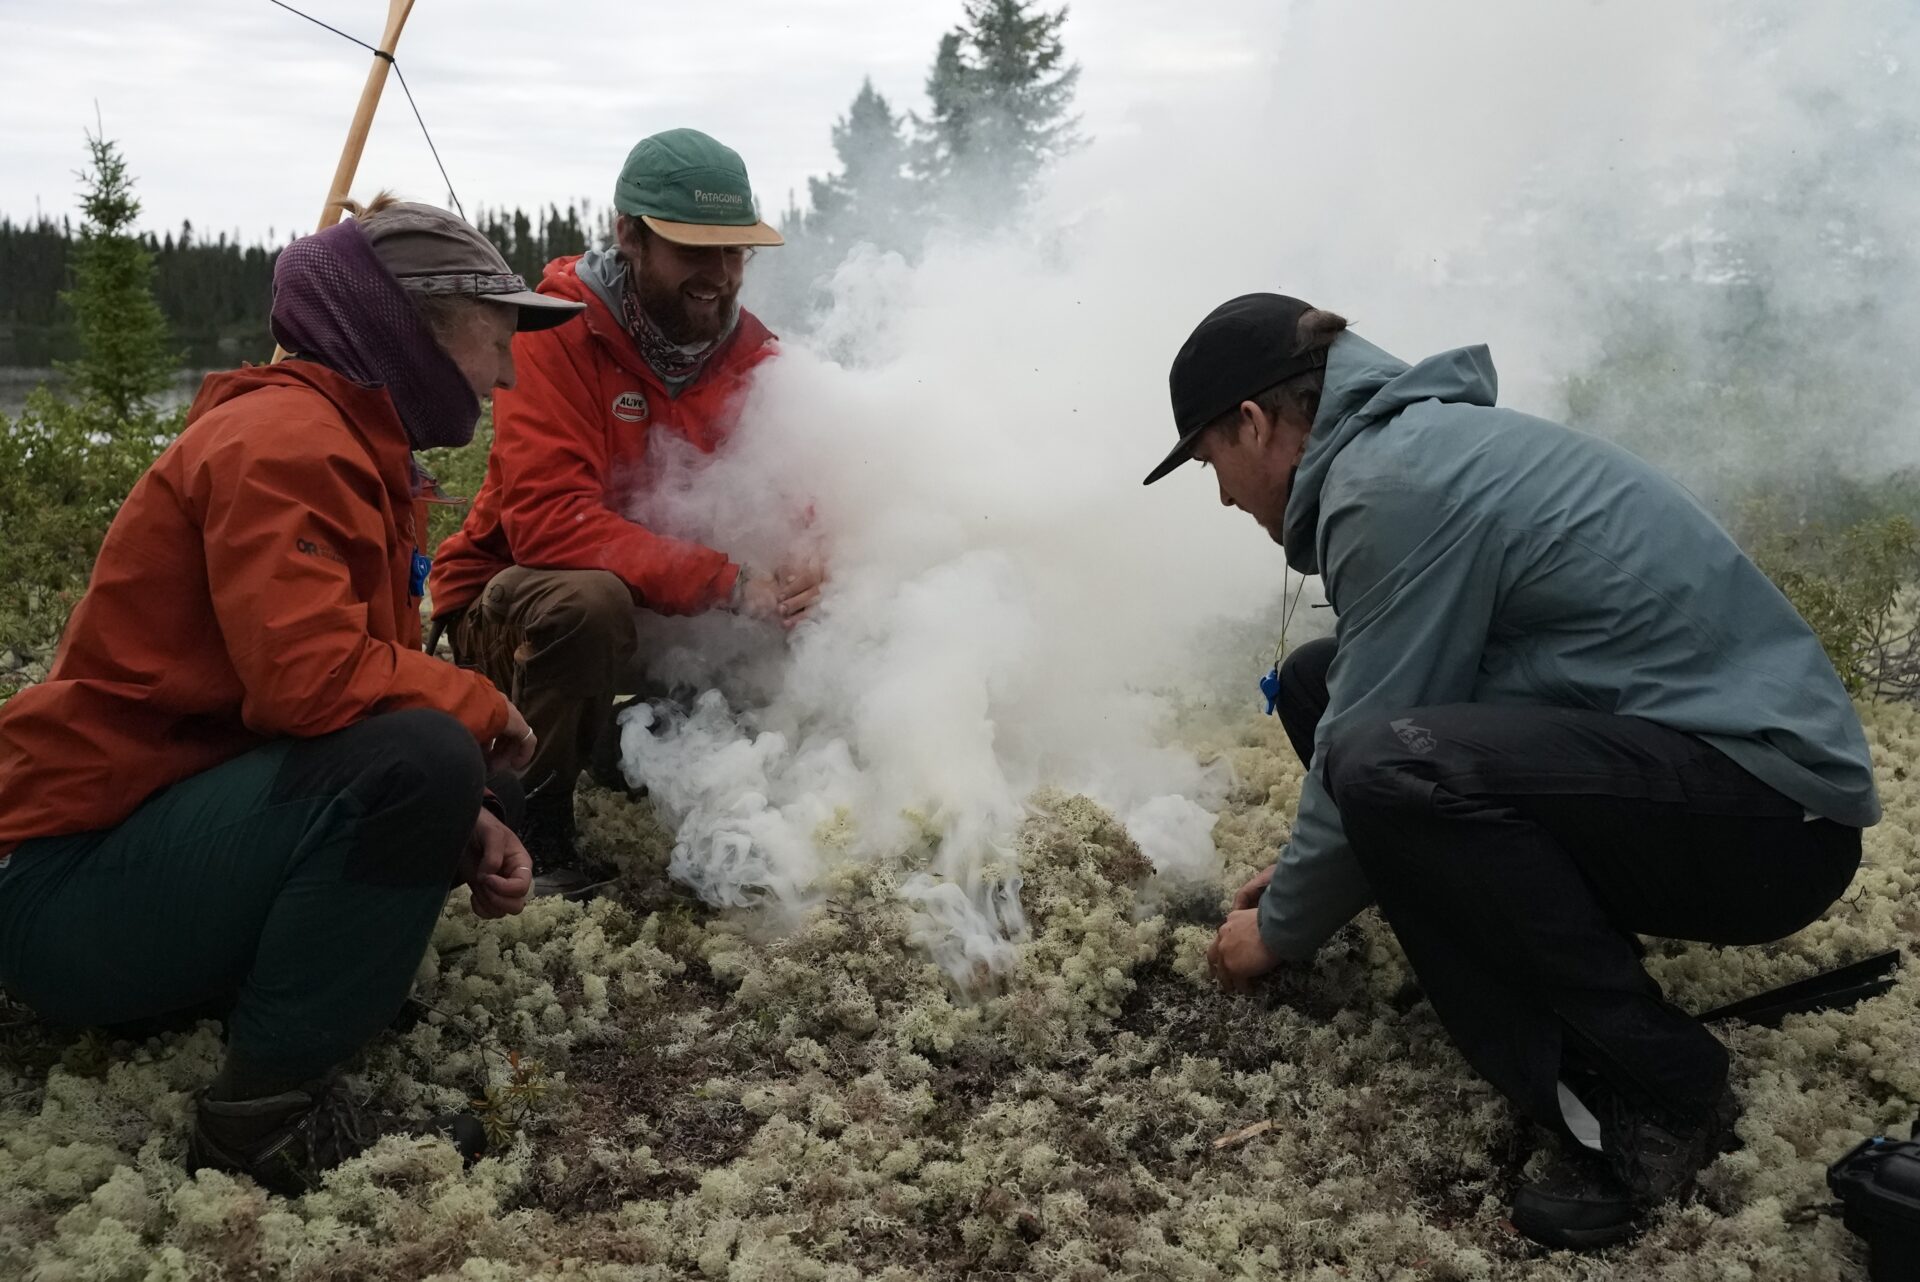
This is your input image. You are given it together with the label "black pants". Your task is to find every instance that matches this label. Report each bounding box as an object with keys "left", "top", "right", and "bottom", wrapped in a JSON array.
[{"left": 1276, "top": 637, "right": 1861, "bottom": 1132}]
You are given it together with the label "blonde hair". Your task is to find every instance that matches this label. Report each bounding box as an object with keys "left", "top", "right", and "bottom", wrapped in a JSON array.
[{"left": 330, "top": 189, "right": 405, "bottom": 221}]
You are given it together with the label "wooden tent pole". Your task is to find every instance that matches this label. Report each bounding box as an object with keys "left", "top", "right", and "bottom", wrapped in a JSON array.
[
  {"left": 273, "top": 0, "right": 418, "bottom": 361},
  {"left": 311, "top": 0, "right": 417, "bottom": 233}
]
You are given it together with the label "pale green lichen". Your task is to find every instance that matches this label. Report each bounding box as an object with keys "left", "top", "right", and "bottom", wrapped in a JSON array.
[{"left": 3, "top": 701, "right": 1916, "bottom": 1279}]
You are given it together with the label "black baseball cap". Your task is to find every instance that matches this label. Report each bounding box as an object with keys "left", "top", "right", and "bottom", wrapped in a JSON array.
[{"left": 1143, "top": 292, "right": 1323, "bottom": 485}]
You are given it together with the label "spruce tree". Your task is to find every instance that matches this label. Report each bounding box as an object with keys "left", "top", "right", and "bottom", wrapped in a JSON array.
[
  {"left": 58, "top": 129, "right": 176, "bottom": 428},
  {"left": 1, "top": 132, "right": 180, "bottom": 663},
  {"left": 511, "top": 208, "right": 535, "bottom": 278},
  {"left": 806, "top": 78, "right": 918, "bottom": 257},
  {"left": 914, "top": 0, "right": 1081, "bottom": 227}
]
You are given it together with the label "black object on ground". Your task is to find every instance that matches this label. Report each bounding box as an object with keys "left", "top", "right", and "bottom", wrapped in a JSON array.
[
  {"left": 1828, "top": 1132, "right": 1920, "bottom": 1282},
  {"left": 1699, "top": 949, "right": 1901, "bottom": 1027},
  {"left": 1381, "top": 947, "right": 1899, "bottom": 1033}
]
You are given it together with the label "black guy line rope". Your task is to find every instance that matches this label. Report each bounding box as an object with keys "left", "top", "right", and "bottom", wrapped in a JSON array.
[{"left": 267, "top": 0, "right": 466, "bottom": 219}]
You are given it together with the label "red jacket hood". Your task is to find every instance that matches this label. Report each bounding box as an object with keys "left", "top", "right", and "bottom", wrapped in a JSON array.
[{"left": 186, "top": 361, "right": 416, "bottom": 499}]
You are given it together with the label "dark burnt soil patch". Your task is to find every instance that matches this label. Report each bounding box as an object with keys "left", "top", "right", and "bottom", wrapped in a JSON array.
[
  {"left": 1116, "top": 955, "right": 1340, "bottom": 1068},
  {"left": 542, "top": 1043, "right": 760, "bottom": 1211},
  {"left": 531, "top": 962, "right": 764, "bottom": 1213}
]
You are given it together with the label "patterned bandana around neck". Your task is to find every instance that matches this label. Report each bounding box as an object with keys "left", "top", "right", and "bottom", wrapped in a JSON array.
[
  {"left": 620, "top": 260, "right": 736, "bottom": 386},
  {"left": 269, "top": 219, "right": 481, "bottom": 451}
]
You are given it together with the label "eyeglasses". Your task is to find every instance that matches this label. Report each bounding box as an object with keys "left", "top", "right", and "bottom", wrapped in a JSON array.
[{"left": 650, "top": 238, "right": 756, "bottom": 267}]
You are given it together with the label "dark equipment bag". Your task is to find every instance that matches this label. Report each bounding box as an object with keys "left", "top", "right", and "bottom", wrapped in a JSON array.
[{"left": 1828, "top": 1132, "right": 1920, "bottom": 1282}]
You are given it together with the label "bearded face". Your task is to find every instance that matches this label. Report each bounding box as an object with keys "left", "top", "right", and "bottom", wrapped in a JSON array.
[{"left": 621, "top": 220, "right": 748, "bottom": 346}]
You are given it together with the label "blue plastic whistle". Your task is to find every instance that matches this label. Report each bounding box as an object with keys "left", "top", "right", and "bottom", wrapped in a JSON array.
[{"left": 1259, "top": 663, "right": 1281, "bottom": 716}]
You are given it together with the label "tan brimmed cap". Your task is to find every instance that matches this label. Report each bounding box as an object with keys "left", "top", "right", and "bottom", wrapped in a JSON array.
[
  {"left": 357, "top": 200, "right": 586, "bottom": 332},
  {"left": 615, "top": 129, "right": 785, "bottom": 249}
]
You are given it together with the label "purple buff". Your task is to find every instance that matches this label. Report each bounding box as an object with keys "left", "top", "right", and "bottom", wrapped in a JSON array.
[{"left": 268, "top": 219, "right": 481, "bottom": 451}]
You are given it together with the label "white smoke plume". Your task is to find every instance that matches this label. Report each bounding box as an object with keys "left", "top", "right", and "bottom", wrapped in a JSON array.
[
  {"left": 621, "top": 0, "right": 1920, "bottom": 978},
  {"left": 618, "top": 303, "right": 1248, "bottom": 974}
]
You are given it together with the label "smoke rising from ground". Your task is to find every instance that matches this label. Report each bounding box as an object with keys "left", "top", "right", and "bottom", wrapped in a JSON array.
[{"left": 622, "top": 0, "right": 1920, "bottom": 976}]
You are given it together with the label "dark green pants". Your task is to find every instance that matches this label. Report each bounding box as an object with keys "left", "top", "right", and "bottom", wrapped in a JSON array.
[{"left": 0, "top": 709, "right": 484, "bottom": 1088}]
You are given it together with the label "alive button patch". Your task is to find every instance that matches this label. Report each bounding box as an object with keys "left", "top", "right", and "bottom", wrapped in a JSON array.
[{"left": 612, "top": 390, "right": 650, "bottom": 423}]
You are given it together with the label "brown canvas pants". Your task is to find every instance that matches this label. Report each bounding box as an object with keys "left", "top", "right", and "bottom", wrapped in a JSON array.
[{"left": 441, "top": 567, "right": 639, "bottom": 797}]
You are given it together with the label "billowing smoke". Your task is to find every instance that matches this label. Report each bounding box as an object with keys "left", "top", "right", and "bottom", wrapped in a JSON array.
[
  {"left": 617, "top": 305, "right": 1248, "bottom": 975},
  {"left": 622, "top": 0, "right": 1920, "bottom": 978}
]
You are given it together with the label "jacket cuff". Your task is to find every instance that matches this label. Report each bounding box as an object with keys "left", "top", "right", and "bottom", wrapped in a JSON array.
[
  {"left": 473, "top": 683, "right": 511, "bottom": 743},
  {"left": 1256, "top": 870, "right": 1322, "bottom": 965},
  {"left": 718, "top": 562, "right": 744, "bottom": 612}
]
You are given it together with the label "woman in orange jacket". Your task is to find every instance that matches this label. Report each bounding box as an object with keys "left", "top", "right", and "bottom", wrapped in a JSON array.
[{"left": 0, "top": 196, "right": 582, "bottom": 1195}]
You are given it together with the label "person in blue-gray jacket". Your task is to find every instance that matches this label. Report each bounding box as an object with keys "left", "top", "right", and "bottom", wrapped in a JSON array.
[{"left": 1145, "top": 293, "right": 1877, "bottom": 1250}]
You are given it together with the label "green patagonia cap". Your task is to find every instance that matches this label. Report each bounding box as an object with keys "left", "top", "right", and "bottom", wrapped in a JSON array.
[{"left": 614, "top": 128, "right": 785, "bottom": 248}]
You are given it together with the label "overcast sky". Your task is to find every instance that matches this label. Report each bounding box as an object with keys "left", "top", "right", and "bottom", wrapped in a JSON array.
[{"left": 0, "top": 0, "right": 1274, "bottom": 242}]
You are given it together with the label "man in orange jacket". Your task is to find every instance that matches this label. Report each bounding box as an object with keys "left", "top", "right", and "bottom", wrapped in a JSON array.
[
  {"left": 431, "top": 129, "right": 821, "bottom": 894},
  {"left": 0, "top": 198, "right": 583, "bottom": 1194}
]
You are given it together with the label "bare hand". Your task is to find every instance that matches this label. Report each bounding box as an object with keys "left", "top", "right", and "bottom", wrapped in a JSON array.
[
  {"left": 738, "top": 561, "right": 826, "bottom": 630},
  {"left": 1207, "top": 908, "right": 1282, "bottom": 991},
  {"left": 487, "top": 701, "right": 537, "bottom": 774},
  {"left": 1232, "top": 863, "right": 1276, "bottom": 911},
  {"left": 463, "top": 808, "right": 532, "bottom": 919},
  {"left": 772, "top": 555, "right": 826, "bottom": 627}
]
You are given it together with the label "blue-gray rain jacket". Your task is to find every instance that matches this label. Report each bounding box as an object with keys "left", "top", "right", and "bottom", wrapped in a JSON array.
[{"left": 1258, "top": 332, "right": 1881, "bottom": 961}]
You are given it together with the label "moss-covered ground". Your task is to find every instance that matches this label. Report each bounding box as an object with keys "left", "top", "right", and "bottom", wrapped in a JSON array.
[{"left": 4, "top": 701, "right": 1918, "bottom": 1281}]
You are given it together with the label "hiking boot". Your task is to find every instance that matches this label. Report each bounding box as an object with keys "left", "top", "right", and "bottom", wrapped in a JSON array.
[
  {"left": 522, "top": 779, "right": 580, "bottom": 874},
  {"left": 588, "top": 696, "right": 649, "bottom": 797},
  {"left": 521, "top": 780, "right": 616, "bottom": 901},
  {"left": 531, "top": 865, "right": 618, "bottom": 900},
  {"left": 1600, "top": 1079, "right": 1740, "bottom": 1207},
  {"left": 1511, "top": 1146, "right": 1641, "bottom": 1250},
  {"left": 187, "top": 1078, "right": 486, "bottom": 1197},
  {"left": 1510, "top": 1082, "right": 1739, "bottom": 1251}
]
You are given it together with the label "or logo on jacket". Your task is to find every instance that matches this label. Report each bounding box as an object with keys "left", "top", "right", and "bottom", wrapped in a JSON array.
[{"left": 295, "top": 536, "right": 349, "bottom": 568}]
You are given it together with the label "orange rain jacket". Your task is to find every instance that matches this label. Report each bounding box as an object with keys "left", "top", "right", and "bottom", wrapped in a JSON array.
[
  {"left": 0, "top": 362, "right": 509, "bottom": 855},
  {"left": 428, "top": 254, "right": 777, "bottom": 619}
]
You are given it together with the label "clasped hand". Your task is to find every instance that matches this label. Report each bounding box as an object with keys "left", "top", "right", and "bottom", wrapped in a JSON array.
[
  {"left": 1207, "top": 864, "right": 1284, "bottom": 990},
  {"left": 739, "top": 551, "right": 827, "bottom": 629},
  {"left": 462, "top": 807, "right": 532, "bottom": 919}
]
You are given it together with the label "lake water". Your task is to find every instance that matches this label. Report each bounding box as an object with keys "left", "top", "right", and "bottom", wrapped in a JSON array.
[{"left": 0, "top": 369, "right": 216, "bottom": 417}]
